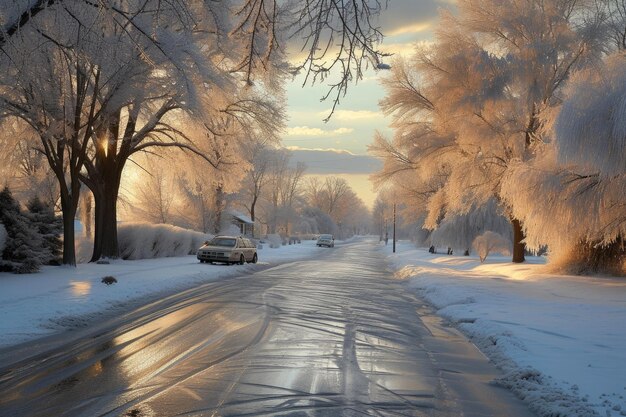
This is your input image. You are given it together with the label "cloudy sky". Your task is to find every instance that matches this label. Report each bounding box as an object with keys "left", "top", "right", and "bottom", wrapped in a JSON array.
[{"left": 283, "top": 0, "right": 451, "bottom": 207}]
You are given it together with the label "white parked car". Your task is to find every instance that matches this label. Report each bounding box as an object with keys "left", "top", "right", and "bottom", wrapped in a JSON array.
[
  {"left": 316, "top": 234, "right": 335, "bottom": 248},
  {"left": 197, "top": 236, "right": 258, "bottom": 265}
]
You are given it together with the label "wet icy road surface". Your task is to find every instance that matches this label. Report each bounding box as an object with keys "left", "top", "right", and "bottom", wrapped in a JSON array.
[{"left": 0, "top": 239, "right": 535, "bottom": 417}]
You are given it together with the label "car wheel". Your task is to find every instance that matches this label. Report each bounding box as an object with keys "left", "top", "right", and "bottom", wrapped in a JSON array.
[
  {"left": 252, "top": 253, "right": 258, "bottom": 264},
  {"left": 239, "top": 255, "right": 245, "bottom": 265}
]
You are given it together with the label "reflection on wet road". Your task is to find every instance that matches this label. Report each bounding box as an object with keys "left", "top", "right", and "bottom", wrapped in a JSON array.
[{"left": 0, "top": 239, "right": 535, "bottom": 416}]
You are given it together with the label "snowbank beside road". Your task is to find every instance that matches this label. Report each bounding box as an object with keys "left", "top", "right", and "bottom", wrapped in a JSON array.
[
  {"left": 0, "top": 240, "right": 323, "bottom": 349},
  {"left": 385, "top": 242, "right": 626, "bottom": 417}
]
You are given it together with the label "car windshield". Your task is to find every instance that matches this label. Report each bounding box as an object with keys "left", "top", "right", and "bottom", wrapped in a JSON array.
[
  {"left": 208, "top": 238, "right": 236, "bottom": 247},
  {"left": 319, "top": 235, "right": 332, "bottom": 239}
]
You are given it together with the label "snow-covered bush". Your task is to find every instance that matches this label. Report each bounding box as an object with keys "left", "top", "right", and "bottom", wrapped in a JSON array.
[
  {"left": 117, "top": 223, "right": 211, "bottom": 260},
  {"left": 266, "top": 234, "right": 282, "bottom": 249},
  {"left": 472, "top": 231, "right": 511, "bottom": 263}
]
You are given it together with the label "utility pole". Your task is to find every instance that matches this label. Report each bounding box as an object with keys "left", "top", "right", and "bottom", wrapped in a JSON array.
[{"left": 393, "top": 202, "right": 396, "bottom": 253}]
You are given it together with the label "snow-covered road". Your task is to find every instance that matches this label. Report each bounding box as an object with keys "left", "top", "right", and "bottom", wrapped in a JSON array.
[
  {"left": 0, "top": 240, "right": 326, "bottom": 348},
  {"left": 0, "top": 239, "right": 534, "bottom": 416}
]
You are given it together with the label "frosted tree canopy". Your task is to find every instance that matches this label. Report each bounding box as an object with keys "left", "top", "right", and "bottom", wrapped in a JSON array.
[{"left": 555, "top": 55, "right": 626, "bottom": 177}]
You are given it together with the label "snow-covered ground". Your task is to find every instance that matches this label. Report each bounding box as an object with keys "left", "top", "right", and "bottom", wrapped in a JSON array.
[
  {"left": 0, "top": 240, "right": 324, "bottom": 349},
  {"left": 384, "top": 241, "right": 626, "bottom": 417}
]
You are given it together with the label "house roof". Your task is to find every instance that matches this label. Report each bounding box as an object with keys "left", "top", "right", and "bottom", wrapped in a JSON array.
[{"left": 230, "top": 211, "right": 254, "bottom": 225}]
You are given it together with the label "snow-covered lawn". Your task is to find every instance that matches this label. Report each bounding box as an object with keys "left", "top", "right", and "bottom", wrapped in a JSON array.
[
  {"left": 385, "top": 241, "right": 626, "bottom": 417},
  {"left": 0, "top": 240, "right": 324, "bottom": 349}
]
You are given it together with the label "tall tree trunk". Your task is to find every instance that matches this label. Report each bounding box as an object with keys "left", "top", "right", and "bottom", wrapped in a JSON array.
[
  {"left": 86, "top": 115, "right": 125, "bottom": 261},
  {"left": 99, "top": 180, "right": 120, "bottom": 259},
  {"left": 60, "top": 196, "right": 78, "bottom": 266},
  {"left": 89, "top": 167, "right": 123, "bottom": 261},
  {"left": 84, "top": 194, "right": 92, "bottom": 239},
  {"left": 56, "top": 166, "right": 82, "bottom": 266},
  {"left": 90, "top": 186, "right": 104, "bottom": 262},
  {"left": 511, "top": 218, "right": 525, "bottom": 263}
]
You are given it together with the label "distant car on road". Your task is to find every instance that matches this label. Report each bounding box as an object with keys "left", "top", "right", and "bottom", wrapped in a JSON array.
[
  {"left": 197, "top": 236, "right": 258, "bottom": 265},
  {"left": 316, "top": 234, "right": 335, "bottom": 248}
]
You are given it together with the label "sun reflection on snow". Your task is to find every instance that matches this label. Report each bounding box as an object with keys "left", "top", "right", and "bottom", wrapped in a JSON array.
[{"left": 70, "top": 281, "right": 92, "bottom": 297}]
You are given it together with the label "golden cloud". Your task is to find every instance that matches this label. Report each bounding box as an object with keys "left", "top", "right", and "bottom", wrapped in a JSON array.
[
  {"left": 317, "top": 109, "right": 384, "bottom": 121},
  {"left": 386, "top": 22, "right": 433, "bottom": 37},
  {"left": 286, "top": 126, "right": 355, "bottom": 136}
]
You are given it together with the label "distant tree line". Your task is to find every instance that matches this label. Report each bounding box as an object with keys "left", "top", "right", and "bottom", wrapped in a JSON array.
[{"left": 116, "top": 146, "right": 371, "bottom": 240}]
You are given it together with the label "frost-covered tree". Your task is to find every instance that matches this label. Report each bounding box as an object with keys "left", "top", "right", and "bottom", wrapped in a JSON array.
[
  {"left": 297, "top": 207, "right": 338, "bottom": 235},
  {"left": 279, "top": 162, "right": 307, "bottom": 235},
  {"left": 240, "top": 148, "right": 372, "bottom": 238},
  {"left": 371, "top": 196, "right": 389, "bottom": 241},
  {"left": 134, "top": 160, "right": 176, "bottom": 225},
  {"left": 323, "top": 177, "right": 350, "bottom": 217},
  {"left": 502, "top": 53, "right": 626, "bottom": 274},
  {"left": 303, "top": 176, "right": 351, "bottom": 218},
  {"left": 239, "top": 141, "right": 276, "bottom": 229},
  {"left": 338, "top": 195, "right": 371, "bottom": 237},
  {"left": 175, "top": 172, "right": 217, "bottom": 234},
  {"left": 72, "top": 2, "right": 268, "bottom": 262},
  {"left": 301, "top": 175, "right": 369, "bottom": 238},
  {"left": 262, "top": 150, "right": 306, "bottom": 235},
  {"left": 122, "top": 134, "right": 252, "bottom": 235},
  {"left": 600, "top": 0, "right": 626, "bottom": 51},
  {"left": 0, "top": 1, "right": 197, "bottom": 264},
  {"left": 0, "top": 0, "right": 387, "bottom": 117},
  {"left": 0, "top": 120, "right": 57, "bottom": 207},
  {"left": 0, "top": 9, "right": 102, "bottom": 265},
  {"left": 303, "top": 177, "right": 328, "bottom": 213},
  {"left": 1, "top": 0, "right": 388, "bottom": 264},
  {"left": 0, "top": 0, "right": 283, "bottom": 262},
  {"left": 370, "top": 122, "right": 448, "bottom": 229},
  {"left": 230, "top": 0, "right": 389, "bottom": 119},
  {"left": 176, "top": 128, "right": 255, "bottom": 233},
  {"left": 371, "top": 0, "right": 605, "bottom": 263}
]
